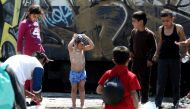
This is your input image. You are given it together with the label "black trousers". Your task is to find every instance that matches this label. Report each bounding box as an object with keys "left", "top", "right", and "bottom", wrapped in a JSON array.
[
  {"left": 155, "top": 59, "right": 181, "bottom": 106},
  {"left": 131, "top": 59, "right": 151, "bottom": 103},
  {"left": 6, "top": 67, "right": 27, "bottom": 109}
]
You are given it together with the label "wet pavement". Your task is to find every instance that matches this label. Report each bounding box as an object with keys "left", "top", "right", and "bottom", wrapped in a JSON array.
[{"left": 27, "top": 92, "right": 190, "bottom": 109}]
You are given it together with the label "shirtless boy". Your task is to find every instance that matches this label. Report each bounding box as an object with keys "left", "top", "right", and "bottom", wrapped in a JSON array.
[{"left": 68, "top": 33, "right": 94, "bottom": 109}]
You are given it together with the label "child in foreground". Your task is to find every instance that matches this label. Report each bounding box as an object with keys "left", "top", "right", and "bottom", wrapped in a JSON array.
[{"left": 96, "top": 46, "right": 141, "bottom": 109}]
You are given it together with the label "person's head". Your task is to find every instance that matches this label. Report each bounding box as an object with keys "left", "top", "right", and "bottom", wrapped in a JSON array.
[
  {"left": 74, "top": 34, "right": 85, "bottom": 50},
  {"left": 112, "top": 46, "right": 130, "bottom": 65},
  {"left": 132, "top": 11, "right": 147, "bottom": 29},
  {"left": 160, "top": 9, "right": 174, "bottom": 28},
  {"left": 33, "top": 52, "right": 53, "bottom": 66},
  {"left": 25, "top": 5, "right": 43, "bottom": 22}
]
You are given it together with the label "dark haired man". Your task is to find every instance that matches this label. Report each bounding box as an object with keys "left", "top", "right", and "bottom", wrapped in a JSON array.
[{"left": 154, "top": 9, "right": 188, "bottom": 108}]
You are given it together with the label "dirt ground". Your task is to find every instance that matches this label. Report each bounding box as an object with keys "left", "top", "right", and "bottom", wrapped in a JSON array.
[{"left": 27, "top": 93, "right": 190, "bottom": 109}]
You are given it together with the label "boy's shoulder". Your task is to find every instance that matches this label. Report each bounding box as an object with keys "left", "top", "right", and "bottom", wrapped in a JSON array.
[
  {"left": 175, "top": 23, "right": 184, "bottom": 31},
  {"left": 145, "top": 28, "right": 155, "bottom": 35},
  {"left": 127, "top": 70, "right": 137, "bottom": 78},
  {"left": 114, "top": 66, "right": 136, "bottom": 79},
  {"left": 175, "top": 23, "right": 183, "bottom": 28},
  {"left": 159, "top": 25, "right": 164, "bottom": 30},
  {"left": 158, "top": 25, "right": 164, "bottom": 33}
]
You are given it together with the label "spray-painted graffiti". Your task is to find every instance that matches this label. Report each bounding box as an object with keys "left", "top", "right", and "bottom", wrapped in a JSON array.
[
  {"left": 1, "top": 0, "right": 190, "bottom": 61},
  {"left": 1, "top": 0, "right": 190, "bottom": 91},
  {"left": 0, "top": 0, "right": 21, "bottom": 61},
  {"left": 125, "top": 0, "right": 190, "bottom": 16},
  {"left": 42, "top": 6, "right": 74, "bottom": 27}
]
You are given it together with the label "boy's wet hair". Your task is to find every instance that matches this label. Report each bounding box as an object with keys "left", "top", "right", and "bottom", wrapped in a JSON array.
[
  {"left": 75, "top": 34, "right": 84, "bottom": 44},
  {"left": 74, "top": 34, "right": 89, "bottom": 45},
  {"left": 132, "top": 11, "right": 147, "bottom": 25},
  {"left": 113, "top": 46, "right": 130, "bottom": 65},
  {"left": 25, "top": 5, "right": 43, "bottom": 18},
  {"left": 160, "top": 9, "right": 173, "bottom": 17}
]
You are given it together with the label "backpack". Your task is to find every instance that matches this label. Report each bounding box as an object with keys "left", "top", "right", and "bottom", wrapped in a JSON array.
[
  {"left": 102, "top": 76, "right": 124, "bottom": 104},
  {"left": 0, "top": 64, "right": 15, "bottom": 109}
]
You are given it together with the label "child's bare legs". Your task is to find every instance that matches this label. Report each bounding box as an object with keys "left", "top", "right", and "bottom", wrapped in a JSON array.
[
  {"left": 71, "top": 84, "right": 77, "bottom": 109},
  {"left": 79, "top": 80, "right": 86, "bottom": 108}
]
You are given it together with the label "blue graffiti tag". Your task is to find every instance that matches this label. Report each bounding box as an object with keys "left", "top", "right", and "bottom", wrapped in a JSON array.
[{"left": 42, "top": 6, "right": 74, "bottom": 27}]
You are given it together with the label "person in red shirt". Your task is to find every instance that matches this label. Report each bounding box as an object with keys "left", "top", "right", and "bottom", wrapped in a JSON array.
[
  {"left": 96, "top": 46, "right": 141, "bottom": 109},
  {"left": 17, "top": 5, "right": 44, "bottom": 97}
]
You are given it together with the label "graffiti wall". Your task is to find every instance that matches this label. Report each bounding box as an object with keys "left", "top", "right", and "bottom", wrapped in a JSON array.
[{"left": 0, "top": 0, "right": 190, "bottom": 61}]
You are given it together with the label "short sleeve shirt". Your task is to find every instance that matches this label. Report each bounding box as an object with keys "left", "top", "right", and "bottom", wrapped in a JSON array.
[
  {"left": 3, "top": 55, "right": 43, "bottom": 85},
  {"left": 98, "top": 65, "right": 141, "bottom": 109}
]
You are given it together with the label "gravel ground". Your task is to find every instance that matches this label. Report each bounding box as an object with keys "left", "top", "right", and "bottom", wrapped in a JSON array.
[{"left": 27, "top": 93, "right": 190, "bottom": 109}]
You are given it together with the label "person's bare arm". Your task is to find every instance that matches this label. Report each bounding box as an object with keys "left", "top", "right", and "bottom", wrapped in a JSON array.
[
  {"left": 153, "top": 27, "right": 162, "bottom": 62},
  {"left": 83, "top": 34, "right": 94, "bottom": 51},
  {"left": 186, "top": 38, "right": 190, "bottom": 45},
  {"left": 68, "top": 33, "right": 77, "bottom": 52},
  {"left": 176, "top": 24, "right": 189, "bottom": 56},
  {"left": 131, "top": 90, "right": 139, "bottom": 109},
  {"left": 177, "top": 24, "right": 186, "bottom": 42},
  {"left": 175, "top": 39, "right": 189, "bottom": 46},
  {"left": 175, "top": 25, "right": 190, "bottom": 46},
  {"left": 96, "top": 85, "right": 103, "bottom": 94},
  {"left": 25, "top": 90, "right": 42, "bottom": 102}
]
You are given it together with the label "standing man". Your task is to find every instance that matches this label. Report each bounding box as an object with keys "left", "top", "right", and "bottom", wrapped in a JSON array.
[
  {"left": 128, "top": 11, "right": 156, "bottom": 104},
  {"left": 154, "top": 9, "right": 188, "bottom": 108},
  {"left": 68, "top": 33, "right": 94, "bottom": 109}
]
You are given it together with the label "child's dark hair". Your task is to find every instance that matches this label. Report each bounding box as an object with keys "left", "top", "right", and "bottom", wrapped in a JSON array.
[
  {"left": 160, "top": 9, "right": 173, "bottom": 17},
  {"left": 132, "top": 11, "right": 147, "bottom": 25},
  {"left": 113, "top": 46, "right": 130, "bottom": 65},
  {"left": 74, "top": 34, "right": 85, "bottom": 45},
  {"left": 25, "top": 5, "right": 43, "bottom": 19},
  {"left": 33, "top": 52, "right": 49, "bottom": 64}
]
